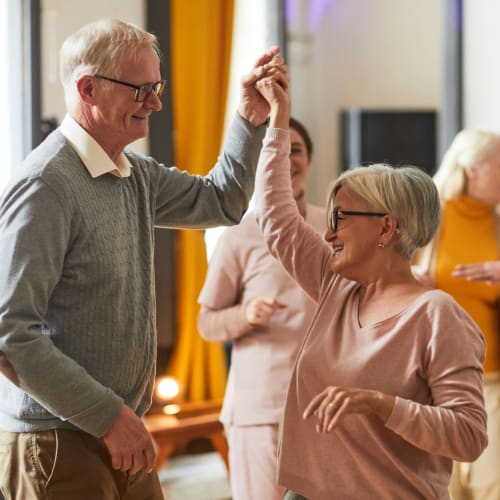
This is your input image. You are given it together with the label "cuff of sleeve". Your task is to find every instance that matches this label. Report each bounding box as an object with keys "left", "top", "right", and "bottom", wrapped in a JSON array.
[
  {"left": 235, "top": 110, "right": 268, "bottom": 133},
  {"left": 66, "top": 389, "right": 124, "bottom": 438},
  {"left": 384, "top": 396, "right": 405, "bottom": 432},
  {"left": 265, "top": 127, "right": 290, "bottom": 143}
]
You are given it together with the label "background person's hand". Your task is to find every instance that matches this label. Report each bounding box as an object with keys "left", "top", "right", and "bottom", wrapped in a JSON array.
[
  {"left": 103, "top": 404, "right": 157, "bottom": 475},
  {"left": 245, "top": 296, "right": 286, "bottom": 327},
  {"left": 303, "top": 386, "right": 395, "bottom": 433},
  {"left": 238, "top": 47, "right": 289, "bottom": 126},
  {"left": 452, "top": 261, "right": 500, "bottom": 284}
]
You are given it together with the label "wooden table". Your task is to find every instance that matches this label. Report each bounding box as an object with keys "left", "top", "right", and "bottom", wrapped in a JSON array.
[{"left": 144, "top": 400, "right": 229, "bottom": 471}]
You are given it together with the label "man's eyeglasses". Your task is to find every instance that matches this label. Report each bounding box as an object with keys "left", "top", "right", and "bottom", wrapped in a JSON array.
[
  {"left": 329, "top": 207, "right": 387, "bottom": 232},
  {"left": 94, "top": 74, "right": 166, "bottom": 102}
]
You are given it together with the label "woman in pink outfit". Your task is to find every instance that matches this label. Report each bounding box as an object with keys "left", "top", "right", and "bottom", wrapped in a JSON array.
[
  {"left": 198, "top": 116, "right": 326, "bottom": 500},
  {"left": 251, "top": 74, "right": 488, "bottom": 498}
]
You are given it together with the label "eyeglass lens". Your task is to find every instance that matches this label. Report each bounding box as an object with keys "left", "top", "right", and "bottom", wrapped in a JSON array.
[
  {"left": 330, "top": 208, "right": 338, "bottom": 232},
  {"left": 137, "top": 81, "right": 165, "bottom": 102}
]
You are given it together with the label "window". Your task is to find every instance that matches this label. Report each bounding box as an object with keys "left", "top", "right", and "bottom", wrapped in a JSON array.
[
  {"left": 205, "top": 0, "right": 281, "bottom": 260},
  {"left": 0, "top": 0, "right": 23, "bottom": 193}
]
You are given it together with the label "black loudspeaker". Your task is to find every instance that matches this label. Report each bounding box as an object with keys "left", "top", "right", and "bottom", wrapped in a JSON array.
[{"left": 340, "top": 109, "right": 437, "bottom": 176}]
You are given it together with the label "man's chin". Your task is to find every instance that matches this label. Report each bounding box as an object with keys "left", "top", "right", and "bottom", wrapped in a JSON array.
[{"left": 131, "top": 122, "right": 149, "bottom": 138}]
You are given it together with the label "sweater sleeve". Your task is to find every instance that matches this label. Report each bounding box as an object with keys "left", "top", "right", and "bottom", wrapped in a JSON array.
[
  {"left": 153, "top": 113, "right": 266, "bottom": 228},
  {"left": 197, "top": 225, "right": 254, "bottom": 341},
  {"left": 254, "top": 128, "right": 333, "bottom": 302},
  {"left": 0, "top": 178, "right": 123, "bottom": 437},
  {"left": 385, "top": 295, "right": 488, "bottom": 461},
  {"left": 198, "top": 305, "right": 252, "bottom": 342}
]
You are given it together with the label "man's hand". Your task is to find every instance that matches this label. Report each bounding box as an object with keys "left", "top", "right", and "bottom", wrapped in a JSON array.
[
  {"left": 103, "top": 404, "right": 157, "bottom": 475},
  {"left": 238, "top": 47, "right": 289, "bottom": 126},
  {"left": 245, "top": 296, "right": 286, "bottom": 327},
  {"left": 0, "top": 352, "right": 20, "bottom": 386}
]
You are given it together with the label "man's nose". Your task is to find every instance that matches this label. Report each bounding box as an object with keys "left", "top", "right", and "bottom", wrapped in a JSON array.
[{"left": 144, "top": 91, "right": 163, "bottom": 111}]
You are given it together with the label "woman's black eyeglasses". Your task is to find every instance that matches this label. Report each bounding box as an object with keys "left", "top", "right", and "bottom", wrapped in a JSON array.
[
  {"left": 329, "top": 208, "right": 387, "bottom": 232},
  {"left": 94, "top": 74, "right": 166, "bottom": 102}
]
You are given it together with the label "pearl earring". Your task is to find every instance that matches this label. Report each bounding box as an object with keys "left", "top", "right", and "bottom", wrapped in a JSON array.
[{"left": 377, "top": 242, "right": 384, "bottom": 249}]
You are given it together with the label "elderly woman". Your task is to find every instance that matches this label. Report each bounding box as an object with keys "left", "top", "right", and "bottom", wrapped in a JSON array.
[
  {"left": 251, "top": 77, "right": 488, "bottom": 498},
  {"left": 414, "top": 128, "right": 500, "bottom": 499}
]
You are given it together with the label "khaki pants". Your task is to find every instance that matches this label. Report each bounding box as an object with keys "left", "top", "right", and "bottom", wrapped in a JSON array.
[{"left": 0, "top": 428, "right": 164, "bottom": 500}]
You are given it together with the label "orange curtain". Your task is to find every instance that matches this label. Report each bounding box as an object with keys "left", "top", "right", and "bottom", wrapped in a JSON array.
[{"left": 166, "top": 0, "right": 234, "bottom": 402}]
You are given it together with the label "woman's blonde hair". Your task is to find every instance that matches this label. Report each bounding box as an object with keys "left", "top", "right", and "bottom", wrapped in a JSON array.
[
  {"left": 433, "top": 128, "right": 500, "bottom": 201},
  {"left": 59, "top": 18, "right": 161, "bottom": 106},
  {"left": 328, "top": 164, "right": 440, "bottom": 259}
]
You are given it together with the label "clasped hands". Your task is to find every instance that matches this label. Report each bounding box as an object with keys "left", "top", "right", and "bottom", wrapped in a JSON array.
[{"left": 239, "top": 46, "right": 289, "bottom": 126}]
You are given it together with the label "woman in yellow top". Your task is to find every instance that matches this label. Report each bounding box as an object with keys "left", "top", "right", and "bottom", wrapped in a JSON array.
[{"left": 414, "top": 128, "right": 500, "bottom": 500}]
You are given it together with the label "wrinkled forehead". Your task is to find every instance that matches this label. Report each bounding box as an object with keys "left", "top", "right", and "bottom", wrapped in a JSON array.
[{"left": 114, "top": 45, "right": 161, "bottom": 78}]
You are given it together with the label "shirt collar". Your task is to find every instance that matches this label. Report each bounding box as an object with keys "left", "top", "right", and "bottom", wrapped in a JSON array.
[{"left": 60, "top": 115, "right": 132, "bottom": 178}]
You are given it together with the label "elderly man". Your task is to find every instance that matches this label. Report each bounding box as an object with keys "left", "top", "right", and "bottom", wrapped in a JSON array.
[{"left": 0, "top": 18, "right": 287, "bottom": 500}]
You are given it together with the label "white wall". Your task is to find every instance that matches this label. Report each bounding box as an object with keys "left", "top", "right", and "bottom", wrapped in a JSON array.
[
  {"left": 41, "top": 0, "right": 148, "bottom": 153},
  {"left": 287, "top": 0, "right": 443, "bottom": 204},
  {"left": 463, "top": 0, "right": 500, "bottom": 131}
]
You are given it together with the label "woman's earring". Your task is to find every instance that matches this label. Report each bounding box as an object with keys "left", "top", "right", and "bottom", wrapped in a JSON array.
[{"left": 377, "top": 241, "right": 385, "bottom": 249}]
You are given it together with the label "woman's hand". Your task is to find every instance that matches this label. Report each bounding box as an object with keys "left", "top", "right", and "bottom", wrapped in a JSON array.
[
  {"left": 303, "top": 386, "right": 395, "bottom": 433},
  {"left": 255, "top": 70, "right": 290, "bottom": 130},
  {"left": 245, "top": 296, "right": 286, "bottom": 327},
  {"left": 452, "top": 261, "right": 500, "bottom": 284}
]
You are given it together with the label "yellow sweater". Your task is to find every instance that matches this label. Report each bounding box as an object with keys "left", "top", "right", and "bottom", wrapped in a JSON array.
[{"left": 435, "top": 196, "right": 500, "bottom": 373}]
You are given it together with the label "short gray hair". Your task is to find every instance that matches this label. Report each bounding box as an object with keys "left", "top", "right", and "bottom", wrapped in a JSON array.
[
  {"left": 59, "top": 18, "right": 161, "bottom": 105},
  {"left": 328, "top": 164, "right": 440, "bottom": 259},
  {"left": 433, "top": 128, "right": 500, "bottom": 201}
]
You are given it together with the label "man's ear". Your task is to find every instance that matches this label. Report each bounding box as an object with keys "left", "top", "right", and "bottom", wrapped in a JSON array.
[{"left": 76, "top": 75, "right": 97, "bottom": 104}]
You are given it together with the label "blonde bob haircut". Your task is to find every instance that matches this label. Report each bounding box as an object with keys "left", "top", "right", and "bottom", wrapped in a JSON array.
[
  {"left": 433, "top": 128, "right": 500, "bottom": 202},
  {"left": 60, "top": 18, "right": 161, "bottom": 105},
  {"left": 328, "top": 164, "right": 440, "bottom": 259}
]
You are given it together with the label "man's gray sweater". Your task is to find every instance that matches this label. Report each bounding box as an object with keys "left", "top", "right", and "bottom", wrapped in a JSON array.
[{"left": 0, "top": 114, "right": 264, "bottom": 437}]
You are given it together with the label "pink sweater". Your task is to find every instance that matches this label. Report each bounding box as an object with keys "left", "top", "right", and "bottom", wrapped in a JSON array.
[{"left": 255, "top": 129, "right": 488, "bottom": 499}]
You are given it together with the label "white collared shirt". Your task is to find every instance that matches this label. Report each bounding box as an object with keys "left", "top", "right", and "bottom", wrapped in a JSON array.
[{"left": 60, "top": 115, "right": 133, "bottom": 178}]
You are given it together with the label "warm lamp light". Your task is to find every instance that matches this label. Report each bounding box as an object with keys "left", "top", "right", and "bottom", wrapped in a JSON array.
[
  {"left": 155, "top": 376, "right": 180, "bottom": 403},
  {"left": 162, "top": 403, "right": 181, "bottom": 416}
]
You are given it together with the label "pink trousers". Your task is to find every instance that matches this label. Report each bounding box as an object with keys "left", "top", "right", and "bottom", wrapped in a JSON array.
[{"left": 225, "top": 423, "right": 285, "bottom": 500}]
